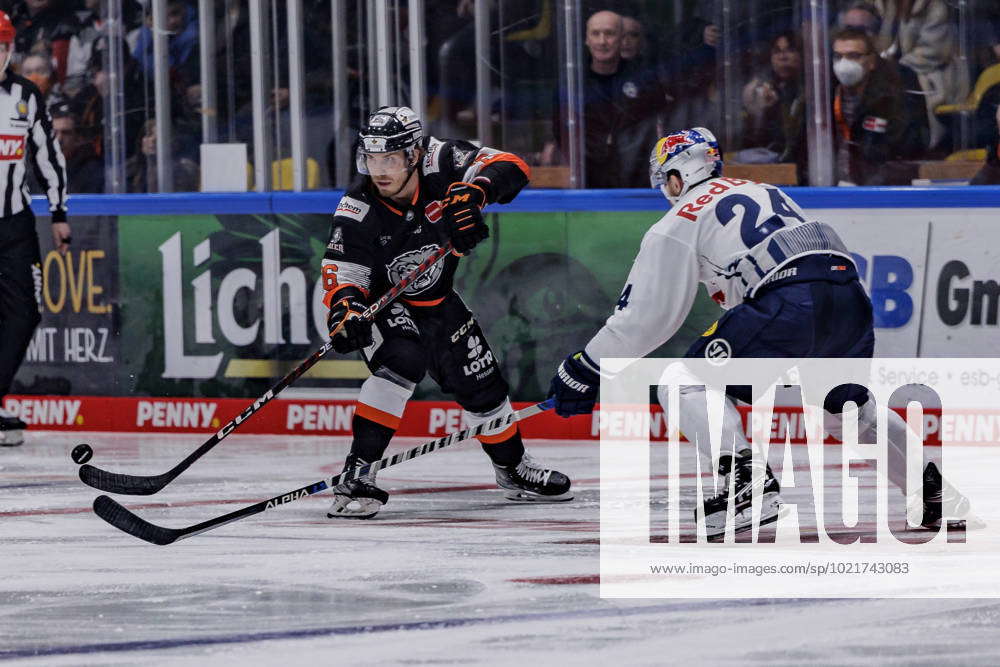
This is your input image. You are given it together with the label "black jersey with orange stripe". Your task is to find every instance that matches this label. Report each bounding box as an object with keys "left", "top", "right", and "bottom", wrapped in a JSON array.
[{"left": 321, "top": 136, "right": 530, "bottom": 309}]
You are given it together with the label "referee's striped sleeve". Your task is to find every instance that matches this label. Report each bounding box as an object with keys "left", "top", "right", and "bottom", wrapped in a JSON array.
[{"left": 27, "top": 89, "right": 68, "bottom": 222}]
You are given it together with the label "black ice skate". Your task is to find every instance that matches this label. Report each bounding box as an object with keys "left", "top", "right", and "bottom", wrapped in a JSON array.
[
  {"left": 0, "top": 408, "right": 26, "bottom": 446},
  {"left": 701, "top": 453, "right": 782, "bottom": 539},
  {"left": 493, "top": 453, "right": 573, "bottom": 502},
  {"left": 327, "top": 454, "right": 389, "bottom": 519},
  {"left": 909, "top": 461, "right": 985, "bottom": 530}
]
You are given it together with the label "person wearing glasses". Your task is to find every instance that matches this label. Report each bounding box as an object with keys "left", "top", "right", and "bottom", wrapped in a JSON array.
[{"left": 831, "top": 26, "right": 913, "bottom": 185}]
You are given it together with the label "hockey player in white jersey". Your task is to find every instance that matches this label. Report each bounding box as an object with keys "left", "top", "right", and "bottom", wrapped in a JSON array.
[{"left": 548, "top": 127, "right": 978, "bottom": 537}]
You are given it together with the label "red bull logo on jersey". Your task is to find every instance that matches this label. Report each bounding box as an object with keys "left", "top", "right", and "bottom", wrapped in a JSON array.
[{"left": 0, "top": 133, "right": 25, "bottom": 160}]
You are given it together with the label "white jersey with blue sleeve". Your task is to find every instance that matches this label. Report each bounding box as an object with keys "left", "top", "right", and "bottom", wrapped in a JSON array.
[{"left": 584, "top": 176, "right": 854, "bottom": 364}]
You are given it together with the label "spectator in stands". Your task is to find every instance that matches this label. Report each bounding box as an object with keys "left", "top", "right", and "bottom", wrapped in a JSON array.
[
  {"left": 839, "top": 1, "right": 882, "bottom": 37},
  {"left": 65, "top": 0, "right": 142, "bottom": 100},
  {"left": 738, "top": 30, "right": 806, "bottom": 181},
  {"left": 542, "top": 8, "right": 668, "bottom": 188},
  {"left": 130, "top": 0, "right": 199, "bottom": 90},
  {"left": 436, "top": 1, "right": 548, "bottom": 132},
  {"left": 971, "top": 80, "right": 1000, "bottom": 185},
  {"left": 660, "top": 16, "right": 720, "bottom": 133},
  {"left": 620, "top": 14, "right": 644, "bottom": 61},
  {"left": 174, "top": 82, "right": 204, "bottom": 161},
  {"left": 869, "top": 0, "right": 967, "bottom": 150},
  {"left": 72, "top": 38, "right": 148, "bottom": 163},
  {"left": 262, "top": 2, "right": 335, "bottom": 114},
  {"left": 9, "top": 0, "right": 79, "bottom": 82},
  {"left": 66, "top": 0, "right": 103, "bottom": 82},
  {"left": 19, "top": 51, "right": 57, "bottom": 105},
  {"left": 971, "top": 3, "right": 1000, "bottom": 73},
  {"left": 126, "top": 118, "right": 200, "bottom": 192},
  {"left": 620, "top": 10, "right": 671, "bottom": 83},
  {"left": 831, "top": 26, "right": 914, "bottom": 185},
  {"left": 51, "top": 102, "right": 104, "bottom": 193},
  {"left": 838, "top": 1, "right": 928, "bottom": 158}
]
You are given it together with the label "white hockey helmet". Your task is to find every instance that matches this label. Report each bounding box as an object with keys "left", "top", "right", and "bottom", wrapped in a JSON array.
[
  {"left": 649, "top": 127, "right": 722, "bottom": 202},
  {"left": 356, "top": 105, "right": 423, "bottom": 175}
]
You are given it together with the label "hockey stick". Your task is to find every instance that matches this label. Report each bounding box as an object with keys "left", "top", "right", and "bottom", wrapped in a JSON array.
[
  {"left": 78, "top": 244, "right": 453, "bottom": 496},
  {"left": 92, "top": 399, "right": 554, "bottom": 545}
]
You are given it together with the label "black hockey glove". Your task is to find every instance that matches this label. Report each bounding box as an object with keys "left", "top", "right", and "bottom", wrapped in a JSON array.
[
  {"left": 327, "top": 287, "right": 373, "bottom": 354},
  {"left": 441, "top": 181, "right": 488, "bottom": 254},
  {"left": 548, "top": 351, "right": 600, "bottom": 418}
]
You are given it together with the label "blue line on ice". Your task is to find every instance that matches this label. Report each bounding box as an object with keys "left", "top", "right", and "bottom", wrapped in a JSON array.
[{"left": 0, "top": 598, "right": 830, "bottom": 660}]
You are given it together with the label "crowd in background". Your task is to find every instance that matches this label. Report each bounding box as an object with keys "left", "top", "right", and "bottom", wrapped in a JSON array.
[
  {"left": 4, "top": 0, "right": 1000, "bottom": 192},
  {"left": 547, "top": 0, "right": 1000, "bottom": 187}
]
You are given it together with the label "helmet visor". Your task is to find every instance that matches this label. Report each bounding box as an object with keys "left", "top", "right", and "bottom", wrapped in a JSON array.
[
  {"left": 649, "top": 141, "right": 669, "bottom": 189},
  {"left": 650, "top": 161, "right": 667, "bottom": 189},
  {"left": 356, "top": 149, "right": 409, "bottom": 176}
]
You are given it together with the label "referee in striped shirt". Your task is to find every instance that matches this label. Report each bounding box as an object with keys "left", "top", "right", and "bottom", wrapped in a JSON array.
[{"left": 0, "top": 11, "right": 70, "bottom": 445}]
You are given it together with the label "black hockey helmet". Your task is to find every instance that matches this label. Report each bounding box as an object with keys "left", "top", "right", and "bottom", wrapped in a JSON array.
[{"left": 356, "top": 106, "right": 423, "bottom": 175}]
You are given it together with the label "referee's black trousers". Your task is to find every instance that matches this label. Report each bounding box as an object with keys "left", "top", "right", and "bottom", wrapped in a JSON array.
[{"left": 0, "top": 209, "right": 42, "bottom": 399}]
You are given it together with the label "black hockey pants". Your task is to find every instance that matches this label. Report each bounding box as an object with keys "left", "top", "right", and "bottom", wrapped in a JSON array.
[
  {"left": 361, "top": 291, "right": 510, "bottom": 413},
  {"left": 0, "top": 210, "right": 42, "bottom": 398}
]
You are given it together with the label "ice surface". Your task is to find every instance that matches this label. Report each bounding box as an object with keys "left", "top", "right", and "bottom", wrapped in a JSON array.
[{"left": 2, "top": 431, "right": 1000, "bottom": 665}]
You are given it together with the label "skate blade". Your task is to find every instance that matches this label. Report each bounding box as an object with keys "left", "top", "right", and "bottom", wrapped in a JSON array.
[
  {"left": 326, "top": 497, "right": 383, "bottom": 520},
  {"left": 502, "top": 489, "right": 574, "bottom": 503},
  {"left": 705, "top": 493, "right": 782, "bottom": 539},
  {"left": 0, "top": 430, "right": 24, "bottom": 446}
]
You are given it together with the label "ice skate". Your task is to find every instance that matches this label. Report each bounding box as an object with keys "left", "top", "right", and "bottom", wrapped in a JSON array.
[
  {"left": 907, "top": 462, "right": 985, "bottom": 530},
  {"left": 0, "top": 408, "right": 25, "bottom": 446},
  {"left": 701, "top": 453, "right": 782, "bottom": 539},
  {"left": 494, "top": 453, "right": 573, "bottom": 502},
  {"left": 327, "top": 454, "right": 389, "bottom": 519}
]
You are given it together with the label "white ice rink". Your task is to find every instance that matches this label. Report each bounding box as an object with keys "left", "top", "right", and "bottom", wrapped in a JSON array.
[{"left": 3, "top": 430, "right": 1000, "bottom": 665}]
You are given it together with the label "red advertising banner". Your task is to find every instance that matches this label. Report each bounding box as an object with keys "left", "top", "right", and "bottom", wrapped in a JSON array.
[{"left": 2, "top": 396, "right": 959, "bottom": 446}]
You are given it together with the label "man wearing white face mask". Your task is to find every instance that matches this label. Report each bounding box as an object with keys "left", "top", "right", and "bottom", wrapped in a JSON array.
[{"left": 831, "top": 26, "right": 912, "bottom": 185}]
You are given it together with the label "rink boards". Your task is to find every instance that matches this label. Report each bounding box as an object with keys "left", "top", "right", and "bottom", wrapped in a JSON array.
[
  {"left": 1, "top": 394, "right": 978, "bottom": 449},
  {"left": 10, "top": 187, "right": 1000, "bottom": 405}
]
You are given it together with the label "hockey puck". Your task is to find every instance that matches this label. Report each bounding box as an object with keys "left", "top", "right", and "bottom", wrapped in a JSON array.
[{"left": 71, "top": 443, "right": 93, "bottom": 465}]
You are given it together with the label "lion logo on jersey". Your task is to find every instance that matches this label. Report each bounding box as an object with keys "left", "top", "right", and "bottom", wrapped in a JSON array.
[{"left": 387, "top": 244, "right": 445, "bottom": 295}]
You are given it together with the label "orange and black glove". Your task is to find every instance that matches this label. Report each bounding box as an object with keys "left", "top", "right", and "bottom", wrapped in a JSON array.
[
  {"left": 327, "top": 287, "right": 373, "bottom": 354},
  {"left": 441, "top": 181, "right": 488, "bottom": 254}
]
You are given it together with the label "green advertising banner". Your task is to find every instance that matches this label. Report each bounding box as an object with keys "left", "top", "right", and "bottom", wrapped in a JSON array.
[
  {"left": 114, "top": 210, "right": 722, "bottom": 401},
  {"left": 453, "top": 211, "right": 720, "bottom": 400}
]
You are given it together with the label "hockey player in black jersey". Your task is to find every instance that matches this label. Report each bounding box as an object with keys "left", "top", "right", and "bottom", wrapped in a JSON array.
[{"left": 322, "top": 106, "right": 572, "bottom": 518}]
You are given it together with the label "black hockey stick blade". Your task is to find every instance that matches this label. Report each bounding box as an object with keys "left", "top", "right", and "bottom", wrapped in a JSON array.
[
  {"left": 93, "top": 495, "right": 184, "bottom": 545},
  {"left": 79, "top": 466, "right": 176, "bottom": 496},
  {"left": 92, "top": 400, "right": 553, "bottom": 545},
  {"left": 78, "top": 245, "right": 453, "bottom": 497}
]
